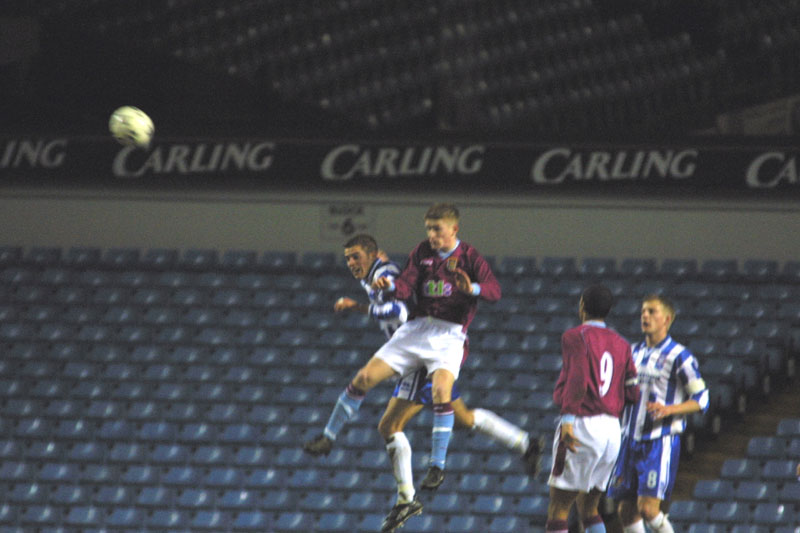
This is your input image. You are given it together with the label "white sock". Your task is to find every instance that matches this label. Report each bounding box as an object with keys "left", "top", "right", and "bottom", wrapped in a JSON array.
[
  {"left": 386, "top": 432, "right": 414, "bottom": 504},
  {"left": 472, "top": 408, "right": 529, "bottom": 453},
  {"left": 647, "top": 512, "right": 674, "bottom": 533},
  {"left": 623, "top": 519, "right": 646, "bottom": 533}
]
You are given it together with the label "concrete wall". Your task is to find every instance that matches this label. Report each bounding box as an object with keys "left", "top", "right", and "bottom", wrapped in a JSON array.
[{"left": 1, "top": 187, "right": 799, "bottom": 265}]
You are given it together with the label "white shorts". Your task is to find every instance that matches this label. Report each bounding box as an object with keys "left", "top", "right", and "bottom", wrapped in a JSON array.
[
  {"left": 548, "top": 414, "right": 621, "bottom": 493},
  {"left": 374, "top": 316, "right": 466, "bottom": 381}
]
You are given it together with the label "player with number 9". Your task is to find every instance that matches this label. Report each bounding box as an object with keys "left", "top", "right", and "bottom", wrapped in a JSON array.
[{"left": 545, "top": 284, "right": 640, "bottom": 533}]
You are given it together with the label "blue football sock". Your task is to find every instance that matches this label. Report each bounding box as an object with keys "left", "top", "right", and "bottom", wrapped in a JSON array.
[
  {"left": 430, "top": 402, "right": 454, "bottom": 469},
  {"left": 323, "top": 383, "right": 365, "bottom": 440}
]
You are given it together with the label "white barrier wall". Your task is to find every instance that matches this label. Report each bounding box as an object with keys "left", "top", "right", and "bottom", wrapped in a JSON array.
[{"left": 1, "top": 188, "right": 799, "bottom": 265}]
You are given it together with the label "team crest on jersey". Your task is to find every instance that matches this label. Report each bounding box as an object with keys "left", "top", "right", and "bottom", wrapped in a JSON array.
[
  {"left": 421, "top": 258, "right": 434, "bottom": 266},
  {"left": 446, "top": 257, "right": 458, "bottom": 271}
]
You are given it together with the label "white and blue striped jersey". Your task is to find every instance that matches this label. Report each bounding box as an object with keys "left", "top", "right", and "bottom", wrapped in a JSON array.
[
  {"left": 621, "top": 335, "right": 709, "bottom": 442},
  {"left": 361, "top": 258, "right": 409, "bottom": 339}
]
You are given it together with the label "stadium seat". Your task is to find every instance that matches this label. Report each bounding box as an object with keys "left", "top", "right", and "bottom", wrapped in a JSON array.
[
  {"left": 747, "top": 436, "right": 786, "bottom": 459},
  {"left": 730, "top": 526, "right": 770, "bottom": 533},
  {"left": 446, "top": 515, "right": 482, "bottom": 533},
  {"left": 147, "top": 509, "right": 189, "bottom": 529},
  {"left": 660, "top": 258, "right": 698, "bottom": 279},
  {"left": 497, "top": 256, "right": 537, "bottom": 277},
  {"left": 707, "top": 501, "right": 751, "bottom": 523},
  {"left": 316, "top": 512, "right": 353, "bottom": 532},
  {"left": 777, "top": 418, "right": 800, "bottom": 437},
  {"left": 753, "top": 502, "right": 795, "bottom": 526},
  {"left": 539, "top": 257, "right": 577, "bottom": 277},
  {"left": 516, "top": 495, "right": 549, "bottom": 518},
  {"left": 275, "top": 511, "right": 315, "bottom": 532},
  {"left": 742, "top": 259, "right": 779, "bottom": 281},
  {"left": 735, "top": 480, "right": 778, "bottom": 502},
  {"left": 721, "top": 458, "right": 760, "bottom": 480},
  {"left": 474, "top": 494, "right": 509, "bottom": 514},
  {"left": 137, "top": 485, "right": 174, "bottom": 507}
]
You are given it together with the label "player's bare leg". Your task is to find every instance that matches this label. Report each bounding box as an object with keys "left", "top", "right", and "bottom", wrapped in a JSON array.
[
  {"left": 619, "top": 495, "right": 673, "bottom": 533},
  {"left": 575, "top": 490, "right": 608, "bottom": 533},
  {"left": 303, "top": 356, "right": 397, "bottom": 456},
  {"left": 420, "top": 368, "right": 455, "bottom": 490},
  {"left": 452, "top": 399, "right": 544, "bottom": 476},
  {"left": 547, "top": 486, "right": 579, "bottom": 532}
]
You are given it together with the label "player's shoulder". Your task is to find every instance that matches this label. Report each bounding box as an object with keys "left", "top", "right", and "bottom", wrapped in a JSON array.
[{"left": 663, "top": 335, "right": 691, "bottom": 356}]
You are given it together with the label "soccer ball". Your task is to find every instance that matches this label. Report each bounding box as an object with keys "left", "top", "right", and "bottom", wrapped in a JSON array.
[{"left": 109, "top": 106, "right": 154, "bottom": 148}]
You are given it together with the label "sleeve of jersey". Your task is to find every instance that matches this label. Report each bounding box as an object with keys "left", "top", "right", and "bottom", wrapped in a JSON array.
[
  {"left": 392, "top": 249, "right": 421, "bottom": 301},
  {"left": 623, "top": 346, "right": 641, "bottom": 405},
  {"left": 369, "top": 301, "right": 408, "bottom": 323},
  {"left": 471, "top": 252, "right": 501, "bottom": 302},
  {"left": 559, "top": 330, "right": 588, "bottom": 415},
  {"left": 678, "top": 352, "right": 710, "bottom": 412}
]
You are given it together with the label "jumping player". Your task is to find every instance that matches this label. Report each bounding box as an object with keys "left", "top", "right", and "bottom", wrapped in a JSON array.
[
  {"left": 546, "top": 285, "right": 640, "bottom": 533},
  {"left": 607, "top": 294, "right": 709, "bottom": 533},
  {"left": 305, "top": 234, "right": 542, "bottom": 526},
  {"left": 303, "top": 204, "right": 501, "bottom": 531}
]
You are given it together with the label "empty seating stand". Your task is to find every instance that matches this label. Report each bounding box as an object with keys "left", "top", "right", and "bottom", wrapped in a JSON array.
[{"left": 0, "top": 246, "right": 796, "bottom": 531}]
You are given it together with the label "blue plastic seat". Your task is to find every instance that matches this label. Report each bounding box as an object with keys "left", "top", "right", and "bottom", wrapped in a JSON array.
[
  {"left": 287, "top": 468, "right": 324, "bottom": 489},
  {"left": 63, "top": 505, "right": 100, "bottom": 527},
  {"left": 204, "top": 467, "right": 242, "bottom": 487},
  {"left": 9, "top": 481, "right": 46, "bottom": 503},
  {"left": 37, "top": 462, "right": 78, "bottom": 482},
  {"left": 721, "top": 458, "right": 760, "bottom": 480},
  {"left": 109, "top": 442, "right": 146, "bottom": 463},
  {"left": 735, "top": 480, "right": 777, "bottom": 502},
  {"left": 497, "top": 256, "right": 537, "bottom": 277},
  {"left": 539, "top": 257, "right": 576, "bottom": 277},
  {"left": 103, "top": 247, "right": 140, "bottom": 267},
  {"left": 233, "top": 510, "right": 273, "bottom": 530},
  {"left": 120, "top": 464, "right": 159, "bottom": 485},
  {"left": 753, "top": 502, "right": 795, "bottom": 526},
  {"left": 580, "top": 257, "right": 616, "bottom": 277},
  {"left": 708, "top": 501, "right": 751, "bottom": 523},
  {"left": 730, "top": 526, "right": 769, "bottom": 533},
  {"left": 474, "top": 494, "right": 509, "bottom": 514},
  {"left": 403, "top": 514, "right": 444, "bottom": 533},
  {"left": 218, "top": 489, "right": 257, "bottom": 509},
  {"left": 299, "top": 491, "right": 337, "bottom": 512},
  {"left": 176, "top": 487, "right": 214, "bottom": 507},
  {"left": 137, "top": 485, "right": 174, "bottom": 507},
  {"left": 93, "top": 485, "right": 130, "bottom": 506},
  {"left": 747, "top": 436, "right": 786, "bottom": 459},
  {"left": 262, "top": 488, "right": 295, "bottom": 510},
  {"left": 762, "top": 459, "right": 797, "bottom": 481},
  {"left": 147, "top": 509, "right": 188, "bottom": 529},
  {"left": 456, "top": 473, "right": 494, "bottom": 493},
  {"left": 446, "top": 515, "right": 481, "bottom": 533},
  {"left": 660, "top": 258, "right": 698, "bottom": 279},
  {"left": 516, "top": 495, "right": 549, "bottom": 518},
  {"left": 275, "top": 511, "right": 315, "bottom": 532},
  {"left": 67, "top": 441, "right": 105, "bottom": 462},
  {"left": 669, "top": 500, "right": 709, "bottom": 523},
  {"left": 191, "top": 510, "right": 229, "bottom": 530},
  {"left": 488, "top": 516, "right": 523, "bottom": 533}
]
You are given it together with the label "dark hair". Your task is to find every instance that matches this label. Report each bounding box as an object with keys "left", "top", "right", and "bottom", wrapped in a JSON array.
[
  {"left": 343, "top": 234, "right": 378, "bottom": 255},
  {"left": 581, "top": 284, "right": 614, "bottom": 319},
  {"left": 425, "top": 203, "right": 459, "bottom": 221}
]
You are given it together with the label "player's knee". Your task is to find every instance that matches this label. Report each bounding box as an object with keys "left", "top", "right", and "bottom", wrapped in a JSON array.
[
  {"left": 637, "top": 498, "right": 661, "bottom": 521},
  {"left": 352, "top": 368, "right": 374, "bottom": 392},
  {"left": 454, "top": 407, "right": 474, "bottom": 428},
  {"left": 377, "top": 416, "right": 398, "bottom": 440},
  {"left": 431, "top": 383, "right": 453, "bottom": 404}
]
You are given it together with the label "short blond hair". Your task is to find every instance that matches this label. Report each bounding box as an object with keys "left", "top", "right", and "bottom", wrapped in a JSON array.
[{"left": 425, "top": 203, "right": 459, "bottom": 222}]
